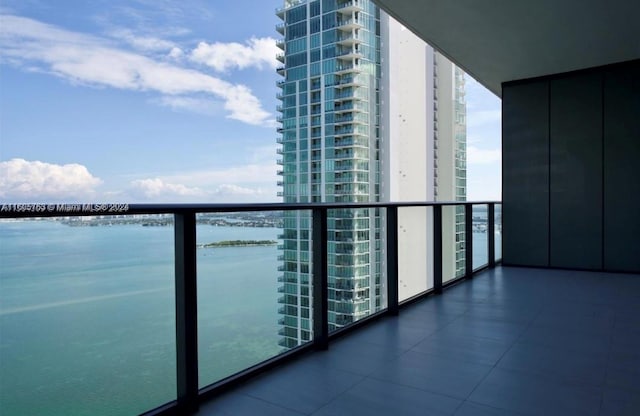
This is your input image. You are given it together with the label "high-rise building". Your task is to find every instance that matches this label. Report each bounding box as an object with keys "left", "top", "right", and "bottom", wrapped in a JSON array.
[{"left": 275, "top": 0, "right": 466, "bottom": 348}]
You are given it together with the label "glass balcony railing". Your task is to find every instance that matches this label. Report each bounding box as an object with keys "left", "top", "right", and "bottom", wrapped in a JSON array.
[
  {"left": 0, "top": 201, "right": 501, "bottom": 416},
  {"left": 495, "top": 203, "right": 503, "bottom": 262},
  {"left": 472, "top": 204, "right": 490, "bottom": 270},
  {"left": 0, "top": 215, "right": 176, "bottom": 416},
  {"left": 195, "top": 212, "right": 286, "bottom": 387}
]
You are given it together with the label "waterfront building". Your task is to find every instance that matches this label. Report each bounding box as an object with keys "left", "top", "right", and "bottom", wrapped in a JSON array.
[{"left": 276, "top": 0, "right": 466, "bottom": 348}]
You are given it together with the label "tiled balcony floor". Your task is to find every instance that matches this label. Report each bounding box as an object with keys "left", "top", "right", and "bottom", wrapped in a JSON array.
[{"left": 197, "top": 266, "right": 640, "bottom": 416}]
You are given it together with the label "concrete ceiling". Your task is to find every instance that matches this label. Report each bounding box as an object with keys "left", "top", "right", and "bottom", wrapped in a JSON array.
[{"left": 374, "top": 0, "right": 640, "bottom": 96}]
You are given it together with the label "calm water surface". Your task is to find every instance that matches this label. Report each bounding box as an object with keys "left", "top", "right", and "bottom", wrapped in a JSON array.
[
  {"left": 0, "top": 219, "right": 499, "bottom": 415},
  {"left": 0, "top": 220, "right": 280, "bottom": 416}
]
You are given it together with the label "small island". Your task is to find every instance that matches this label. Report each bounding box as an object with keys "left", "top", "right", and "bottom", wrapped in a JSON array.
[{"left": 198, "top": 240, "right": 278, "bottom": 248}]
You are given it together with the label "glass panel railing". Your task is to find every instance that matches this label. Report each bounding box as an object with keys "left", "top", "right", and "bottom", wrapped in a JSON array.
[
  {"left": 0, "top": 216, "right": 176, "bottom": 416},
  {"left": 442, "top": 205, "right": 465, "bottom": 283},
  {"left": 397, "top": 206, "right": 433, "bottom": 302},
  {"left": 472, "top": 204, "right": 489, "bottom": 269},
  {"left": 495, "top": 203, "right": 502, "bottom": 261},
  {"left": 327, "top": 207, "right": 385, "bottom": 333},
  {"left": 196, "top": 211, "right": 294, "bottom": 387}
]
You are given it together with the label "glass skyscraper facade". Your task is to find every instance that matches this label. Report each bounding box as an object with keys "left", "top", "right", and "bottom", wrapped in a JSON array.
[{"left": 276, "top": 0, "right": 466, "bottom": 348}]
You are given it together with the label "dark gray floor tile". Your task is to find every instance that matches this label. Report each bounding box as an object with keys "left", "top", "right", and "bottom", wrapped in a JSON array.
[
  {"left": 497, "top": 342, "right": 608, "bottom": 387},
  {"left": 517, "top": 324, "right": 611, "bottom": 355},
  {"left": 439, "top": 315, "right": 528, "bottom": 344},
  {"left": 533, "top": 303, "right": 616, "bottom": 334},
  {"left": 345, "top": 318, "right": 436, "bottom": 351},
  {"left": 463, "top": 302, "right": 540, "bottom": 324},
  {"left": 239, "top": 361, "right": 364, "bottom": 414},
  {"left": 411, "top": 331, "right": 513, "bottom": 366},
  {"left": 605, "top": 352, "right": 640, "bottom": 392},
  {"left": 370, "top": 350, "right": 492, "bottom": 400},
  {"left": 454, "top": 401, "right": 528, "bottom": 416},
  {"left": 600, "top": 388, "right": 640, "bottom": 416},
  {"left": 198, "top": 392, "right": 305, "bottom": 416},
  {"left": 611, "top": 325, "right": 640, "bottom": 355},
  {"left": 401, "top": 297, "right": 470, "bottom": 322},
  {"left": 469, "top": 368, "right": 601, "bottom": 416},
  {"left": 306, "top": 336, "right": 403, "bottom": 376},
  {"left": 312, "top": 378, "right": 461, "bottom": 416}
]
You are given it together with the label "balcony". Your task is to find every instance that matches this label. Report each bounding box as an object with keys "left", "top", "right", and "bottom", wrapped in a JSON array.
[
  {"left": 198, "top": 265, "right": 640, "bottom": 415},
  {"left": 337, "top": 18, "right": 364, "bottom": 31},
  {"left": 3, "top": 201, "right": 640, "bottom": 415},
  {"left": 337, "top": 0, "right": 364, "bottom": 14},
  {"left": 336, "top": 32, "right": 364, "bottom": 46},
  {"left": 336, "top": 48, "right": 363, "bottom": 60},
  {"left": 335, "top": 63, "right": 363, "bottom": 75}
]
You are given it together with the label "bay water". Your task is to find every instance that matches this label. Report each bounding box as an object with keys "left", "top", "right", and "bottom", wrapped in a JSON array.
[{"left": 0, "top": 218, "right": 498, "bottom": 415}]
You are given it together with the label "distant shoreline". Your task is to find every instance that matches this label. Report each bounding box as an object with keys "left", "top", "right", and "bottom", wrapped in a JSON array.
[{"left": 197, "top": 240, "right": 278, "bottom": 248}]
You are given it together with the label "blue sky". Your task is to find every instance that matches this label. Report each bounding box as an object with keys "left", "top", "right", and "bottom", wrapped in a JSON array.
[{"left": 0, "top": 0, "right": 501, "bottom": 203}]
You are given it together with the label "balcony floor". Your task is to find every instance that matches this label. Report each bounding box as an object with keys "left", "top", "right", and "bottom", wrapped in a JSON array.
[{"left": 197, "top": 266, "right": 640, "bottom": 416}]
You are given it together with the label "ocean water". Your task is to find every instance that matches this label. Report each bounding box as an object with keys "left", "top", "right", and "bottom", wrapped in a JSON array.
[
  {"left": 0, "top": 219, "right": 500, "bottom": 415},
  {"left": 0, "top": 220, "right": 281, "bottom": 416}
]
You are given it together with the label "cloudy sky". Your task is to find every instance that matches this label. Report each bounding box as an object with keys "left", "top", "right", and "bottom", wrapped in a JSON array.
[{"left": 0, "top": 0, "right": 501, "bottom": 203}]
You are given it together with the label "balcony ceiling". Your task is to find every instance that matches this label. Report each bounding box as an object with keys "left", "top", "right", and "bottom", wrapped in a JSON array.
[{"left": 374, "top": 0, "right": 640, "bottom": 96}]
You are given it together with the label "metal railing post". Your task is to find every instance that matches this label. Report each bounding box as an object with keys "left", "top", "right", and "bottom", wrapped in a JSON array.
[
  {"left": 312, "top": 207, "right": 329, "bottom": 350},
  {"left": 433, "top": 205, "right": 443, "bottom": 294},
  {"left": 386, "top": 207, "right": 399, "bottom": 316},
  {"left": 465, "top": 204, "right": 473, "bottom": 279},
  {"left": 488, "top": 203, "right": 496, "bottom": 268},
  {"left": 174, "top": 212, "right": 199, "bottom": 414}
]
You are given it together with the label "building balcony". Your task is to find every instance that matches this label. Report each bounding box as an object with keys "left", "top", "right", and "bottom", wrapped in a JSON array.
[
  {"left": 334, "top": 101, "right": 367, "bottom": 113},
  {"left": 336, "top": 48, "right": 364, "bottom": 60},
  {"left": 337, "top": 0, "right": 364, "bottom": 14},
  {"left": 336, "top": 32, "right": 364, "bottom": 46},
  {"left": 275, "top": 38, "right": 285, "bottom": 50},
  {"left": 4, "top": 199, "right": 640, "bottom": 415},
  {"left": 335, "top": 63, "right": 363, "bottom": 75},
  {"left": 336, "top": 74, "right": 366, "bottom": 88},
  {"left": 337, "top": 18, "right": 364, "bottom": 31},
  {"left": 275, "top": 22, "right": 285, "bottom": 34}
]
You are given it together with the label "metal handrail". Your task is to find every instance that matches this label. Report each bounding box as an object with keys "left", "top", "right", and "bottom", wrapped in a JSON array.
[{"left": 0, "top": 201, "right": 500, "bottom": 219}]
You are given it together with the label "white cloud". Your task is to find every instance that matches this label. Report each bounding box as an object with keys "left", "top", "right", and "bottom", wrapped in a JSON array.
[
  {"left": 164, "top": 163, "right": 278, "bottom": 186},
  {"left": 154, "top": 96, "right": 222, "bottom": 116},
  {"left": 190, "top": 37, "right": 279, "bottom": 72},
  {"left": 129, "top": 178, "right": 204, "bottom": 198},
  {"left": 467, "top": 146, "right": 502, "bottom": 165},
  {"left": 0, "top": 14, "right": 274, "bottom": 126},
  {"left": 213, "top": 184, "right": 264, "bottom": 197},
  {"left": 0, "top": 158, "right": 102, "bottom": 201},
  {"left": 124, "top": 177, "right": 276, "bottom": 203},
  {"left": 108, "top": 28, "right": 177, "bottom": 52},
  {"left": 168, "top": 47, "right": 184, "bottom": 59}
]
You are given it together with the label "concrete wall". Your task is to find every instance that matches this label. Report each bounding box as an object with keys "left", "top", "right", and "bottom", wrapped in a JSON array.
[
  {"left": 502, "top": 60, "right": 640, "bottom": 273},
  {"left": 380, "top": 13, "right": 434, "bottom": 299}
]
